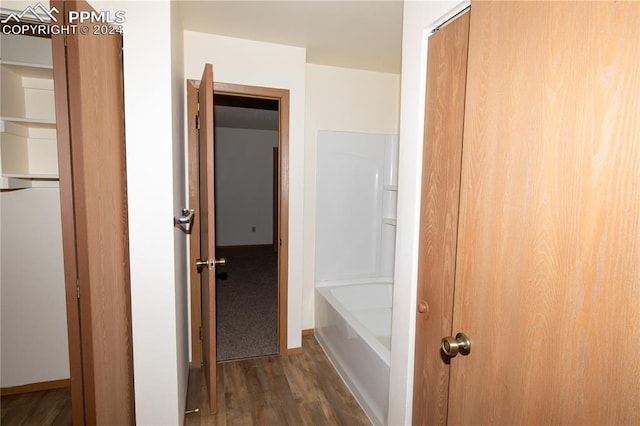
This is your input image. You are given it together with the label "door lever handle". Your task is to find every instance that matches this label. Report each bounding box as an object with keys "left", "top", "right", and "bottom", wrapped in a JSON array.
[
  {"left": 175, "top": 208, "right": 195, "bottom": 233},
  {"left": 196, "top": 257, "right": 226, "bottom": 272}
]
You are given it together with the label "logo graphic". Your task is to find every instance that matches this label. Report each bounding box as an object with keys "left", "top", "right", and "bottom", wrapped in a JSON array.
[
  {"left": 2, "top": 3, "right": 125, "bottom": 36},
  {"left": 1, "top": 3, "right": 58, "bottom": 24}
]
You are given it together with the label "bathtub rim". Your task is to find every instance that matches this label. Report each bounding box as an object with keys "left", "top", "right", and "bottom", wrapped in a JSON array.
[{"left": 315, "top": 276, "right": 393, "bottom": 288}]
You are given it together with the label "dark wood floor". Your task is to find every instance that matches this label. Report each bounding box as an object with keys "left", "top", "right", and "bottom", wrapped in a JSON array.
[
  {"left": 185, "top": 335, "right": 372, "bottom": 426},
  {"left": 1, "top": 387, "right": 72, "bottom": 426},
  {"left": 1, "top": 337, "right": 369, "bottom": 426}
]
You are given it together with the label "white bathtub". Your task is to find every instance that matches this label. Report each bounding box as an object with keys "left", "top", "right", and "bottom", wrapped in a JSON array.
[{"left": 315, "top": 282, "right": 392, "bottom": 426}]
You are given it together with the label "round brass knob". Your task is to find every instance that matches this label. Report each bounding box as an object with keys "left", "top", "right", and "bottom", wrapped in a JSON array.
[{"left": 441, "top": 332, "right": 471, "bottom": 357}]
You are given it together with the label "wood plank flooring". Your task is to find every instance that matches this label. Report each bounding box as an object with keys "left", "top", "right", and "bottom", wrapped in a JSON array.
[
  {"left": 0, "top": 337, "right": 370, "bottom": 425},
  {"left": 185, "top": 335, "right": 372, "bottom": 426},
  {"left": 1, "top": 387, "right": 72, "bottom": 425}
]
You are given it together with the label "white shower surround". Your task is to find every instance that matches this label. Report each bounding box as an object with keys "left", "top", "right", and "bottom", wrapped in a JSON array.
[
  {"left": 314, "top": 131, "right": 398, "bottom": 425},
  {"left": 315, "top": 131, "right": 397, "bottom": 283}
]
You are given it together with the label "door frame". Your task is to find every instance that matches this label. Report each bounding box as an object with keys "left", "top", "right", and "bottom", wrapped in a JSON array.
[{"left": 187, "top": 80, "right": 290, "bottom": 365}]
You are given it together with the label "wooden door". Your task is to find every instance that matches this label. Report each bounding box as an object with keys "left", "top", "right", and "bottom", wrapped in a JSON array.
[
  {"left": 412, "top": 10, "right": 469, "bottom": 426},
  {"left": 197, "top": 63, "right": 218, "bottom": 414},
  {"left": 51, "top": 0, "right": 134, "bottom": 424},
  {"left": 448, "top": 2, "right": 640, "bottom": 424}
]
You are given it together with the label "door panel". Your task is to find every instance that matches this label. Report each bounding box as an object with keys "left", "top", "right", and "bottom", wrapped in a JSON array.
[
  {"left": 198, "top": 63, "right": 217, "bottom": 414},
  {"left": 51, "top": 0, "right": 134, "bottom": 424},
  {"left": 187, "top": 81, "right": 203, "bottom": 368},
  {"left": 449, "top": 2, "right": 640, "bottom": 424},
  {"left": 412, "top": 11, "right": 469, "bottom": 426}
]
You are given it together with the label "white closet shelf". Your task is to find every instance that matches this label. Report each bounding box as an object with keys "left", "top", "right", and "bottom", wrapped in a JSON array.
[
  {"left": 1, "top": 175, "right": 59, "bottom": 189},
  {"left": 1, "top": 176, "right": 26, "bottom": 188},
  {"left": 3, "top": 173, "right": 58, "bottom": 179},
  {"left": 0, "top": 61, "right": 54, "bottom": 74},
  {"left": 1, "top": 58, "right": 58, "bottom": 186},
  {"left": 1, "top": 117, "right": 56, "bottom": 126}
]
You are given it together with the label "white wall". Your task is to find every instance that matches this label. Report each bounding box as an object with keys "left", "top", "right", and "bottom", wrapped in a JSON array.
[
  {"left": 388, "top": 2, "right": 469, "bottom": 425},
  {"left": 170, "top": 0, "right": 188, "bottom": 421},
  {"left": 215, "top": 127, "right": 278, "bottom": 246},
  {"left": 0, "top": 188, "right": 69, "bottom": 387},
  {"left": 184, "top": 31, "right": 306, "bottom": 350},
  {"left": 95, "top": 1, "right": 187, "bottom": 424},
  {"left": 303, "top": 64, "right": 400, "bottom": 329}
]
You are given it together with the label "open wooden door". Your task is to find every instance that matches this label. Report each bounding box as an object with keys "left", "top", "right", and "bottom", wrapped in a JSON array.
[
  {"left": 196, "top": 63, "right": 220, "bottom": 414},
  {"left": 445, "top": 2, "right": 640, "bottom": 424},
  {"left": 51, "top": 0, "right": 134, "bottom": 424}
]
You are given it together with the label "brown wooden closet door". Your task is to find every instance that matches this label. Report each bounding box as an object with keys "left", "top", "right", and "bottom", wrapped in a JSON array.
[
  {"left": 52, "top": 0, "right": 134, "bottom": 424},
  {"left": 412, "top": 10, "right": 469, "bottom": 426},
  {"left": 448, "top": 2, "right": 640, "bottom": 424}
]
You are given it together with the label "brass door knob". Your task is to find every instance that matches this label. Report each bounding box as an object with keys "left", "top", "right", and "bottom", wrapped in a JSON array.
[{"left": 441, "top": 332, "right": 471, "bottom": 357}]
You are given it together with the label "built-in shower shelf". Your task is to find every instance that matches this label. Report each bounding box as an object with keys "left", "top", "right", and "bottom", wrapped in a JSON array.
[
  {"left": 383, "top": 185, "right": 397, "bottom": 191},
  {"left": 382, "top": 218, "right": 396, "bottom": 226}
]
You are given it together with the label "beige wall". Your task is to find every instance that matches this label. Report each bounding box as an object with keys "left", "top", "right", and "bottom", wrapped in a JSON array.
[
  {"left": 170, "top": 1, "right": 188, "bottom": 420},
  {"left": 96, "top": 1, "right": 187, "bottom": 424},
  {"left": 303, "top": 63, "right": 400, "bottom": 329}
]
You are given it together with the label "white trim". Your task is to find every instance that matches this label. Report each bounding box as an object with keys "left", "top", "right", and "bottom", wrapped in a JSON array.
[{"left": 426, "top": 1, "right": 471, "bottom": 36}]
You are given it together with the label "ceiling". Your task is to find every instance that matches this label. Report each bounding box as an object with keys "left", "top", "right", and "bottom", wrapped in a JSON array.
[{"left": 176, "top": 0, "right": 404, "bottom": 74}]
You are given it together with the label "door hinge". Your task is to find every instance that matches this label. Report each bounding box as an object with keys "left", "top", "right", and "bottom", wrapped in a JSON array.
[
  {"left": 199, "top": 327, "right": 203, "bottom": 340},
  {"left": 76, "top": 279, "right": 80, "bottom": 299},
  {"left": 196, "top": 101, "right": 200, "bottom": 129}
]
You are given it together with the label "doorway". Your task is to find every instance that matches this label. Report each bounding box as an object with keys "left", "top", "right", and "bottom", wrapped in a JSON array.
[
  {"left": 0, "top": 31, "right": 71, "bottom": 408},
  {"left": 214, "top": 94, "right": 279, "bottom": 361},
  {"left": 188, "top": 80, "right": 290, "bottom": 367}
]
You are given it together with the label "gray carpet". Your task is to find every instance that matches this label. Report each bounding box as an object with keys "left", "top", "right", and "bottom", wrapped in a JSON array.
[{"left": 216, "top": 245, "right": 278, "bottom": 362}]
